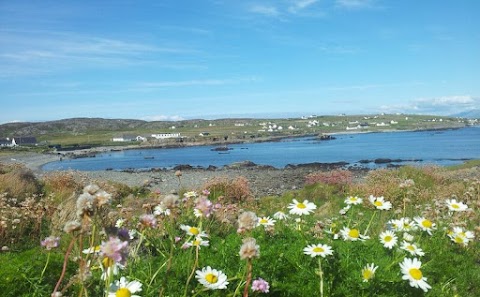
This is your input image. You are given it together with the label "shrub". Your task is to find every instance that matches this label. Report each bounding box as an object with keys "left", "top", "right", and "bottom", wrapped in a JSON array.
[
  {"left": 0, "top": 163, "right": 42, "bottom": 200},
  {"left": 204, "top": 176, "right": 252, "bottom": 203}
]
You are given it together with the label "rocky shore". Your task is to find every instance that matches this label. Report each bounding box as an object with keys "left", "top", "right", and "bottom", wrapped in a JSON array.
[{"left": 0, "top": 152, "right": 368, "bottom": 197}]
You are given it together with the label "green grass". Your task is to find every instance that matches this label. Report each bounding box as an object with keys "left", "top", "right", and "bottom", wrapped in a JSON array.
[
  {"left": 0, "top": 166, "right": 479, "bottom": 296},
  {"left": 446, "top": 159, "right": 480, "bottom": 170}
]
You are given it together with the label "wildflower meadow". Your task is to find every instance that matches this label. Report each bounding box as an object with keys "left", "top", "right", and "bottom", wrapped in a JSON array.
[{"left": 0, "top": 163, "right": 479, "bottom": 296}]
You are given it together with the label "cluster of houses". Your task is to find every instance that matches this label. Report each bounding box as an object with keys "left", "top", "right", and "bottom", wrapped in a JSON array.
[
  {"left": 0, "top": 137, "right": 38, "bottom": 147},
  {"left": 112, "top": 133, "right": 182, "bottom": 142}
]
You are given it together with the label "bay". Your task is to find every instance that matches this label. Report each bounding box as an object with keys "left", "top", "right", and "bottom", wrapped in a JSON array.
[{"left": 42, "top": 126, "right": 480, "bottom": 171}]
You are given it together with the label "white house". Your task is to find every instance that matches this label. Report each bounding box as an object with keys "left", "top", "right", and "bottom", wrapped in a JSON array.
[
  {"left": 112, "top": 135, "right": 137, "bottom": 142},
  {"left": 151, "top": 133, "right": 181, "bottom": 139},
  {"left": 0, "top": 138, "right": 12, "bottom": 147}
]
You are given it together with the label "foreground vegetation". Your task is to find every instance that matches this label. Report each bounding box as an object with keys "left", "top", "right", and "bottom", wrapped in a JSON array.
[{"left": 0, "top": 162, "right": 479, "bottom": 296}]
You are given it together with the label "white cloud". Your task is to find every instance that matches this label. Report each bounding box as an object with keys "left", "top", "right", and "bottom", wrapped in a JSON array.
[
  {"left": 380, "top": 95, "right": 480, "bottom": 115},
  {"left": 288, "top": 0, "right": 319, "bottom": 13},
  {"left": 335, "top": 0, "right": 375, "bottom": 9},
  {"left": 136, "top": 77, "right": 259, "bottom": 89},
  {"left": 249, "top": 5, "right": 280, "bottom": 17},
  {"left": 142, "top": 115, "right": 185, "bottom": 121},
  {"left": 0, "top": 29, "right": 198, "bottom": 77}
]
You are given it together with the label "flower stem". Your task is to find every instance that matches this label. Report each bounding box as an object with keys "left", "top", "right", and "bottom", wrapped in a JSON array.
[
  {"left": 183, "top": 245, "right": 199, "bottom": 297},
  {"left": 318, "top": 258, "right": 324, "bottom": 297},
  {"left": 364, "top": 211, "right": 377, "bottom": 235},
  {"left": 243, "top": 259, "right": 253, "bottom": 297},
  {"left": 52, "top": 236, "right": 76, "bottom": 296}
]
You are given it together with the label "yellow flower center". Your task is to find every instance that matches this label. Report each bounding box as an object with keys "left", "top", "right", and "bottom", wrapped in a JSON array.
[
  {"left": 454, "top": 236, "right": 464, "bottom": 244},
  {"left": 193, "top": 239, "right": 201, "bottom": 246},
  {"left": 260, "top": 219, "right": 268, "bottom": 224},
  {"left": 406, "top": 245, "right": 415, "bottom": 251},
  {"left": 116, "top": 288, "right": 132, "bottom": 297},
  {"left": 205, "top": 273, "right": 218, "bottom": 284},
  {"left": 409, "top": 268, "right": 423, "bottom": 280},
  {"left": 313, "top": 247, "right": 324, "bottom": 253},
  {"left": 452, "top": 204, "right": 460, "bottom": 209},
  {"left": 348, "top": 229, "right": 360, "bottom": 238},
  {"left": 384, "top": 235, "right": 392, "bottom": 242},
  {"left": 189, "top": 227, "right": 199, "bottom": 235},
  {"left": 362, "top": 269, "right": 373, "bottom": 280},
  {"left": 102, "top": 257, "right": 114, "bottom": 268},
  {"left": 374, "top": 201, "right": 383, "bottom": 207},
  {"left": 297, "top": 203, "right": 306, "bottom": 209},
  {"left": 421, "top": 220, "right": 432, "bottom": 228}
]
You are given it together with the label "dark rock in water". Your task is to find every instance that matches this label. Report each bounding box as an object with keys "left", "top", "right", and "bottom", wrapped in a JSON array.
[
  {"left": 211, "top": 146, "right": 233, "bottom": 151},
  {"left": 374, "top": 158, "right": 406, "bottom": 164},
  {"left": 374, "top": 158, "right": 393, "bottom": 164},
  {"left": 387, "top": 164, "right": 402, "bottom": 168},
  {"left": 206, "top": 165, "right": 217, "bottom": 171},
  {"left": 285, "top": 161, "right": 349, "bottom": 170},
  {"left": 173, "top": 164, "right": 194, "bottom": 170},
  {"left": 318, "top": 134, "right": 336, "bottom": 140},
  {"left": 226, "top": 160, "right": 257, "bottom": 168},
  {"left": 358, "top": 159, "right": 372, "bottom": 163}
]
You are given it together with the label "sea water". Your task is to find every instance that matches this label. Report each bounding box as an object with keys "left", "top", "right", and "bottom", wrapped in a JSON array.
[{"left": 42, "top": 126, "right": 480, "bottom": 171}]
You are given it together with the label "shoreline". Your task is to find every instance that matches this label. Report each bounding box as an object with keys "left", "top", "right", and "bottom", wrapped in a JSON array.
[{"left": 0, "top": 125, "right": 475, "bottom": 173}]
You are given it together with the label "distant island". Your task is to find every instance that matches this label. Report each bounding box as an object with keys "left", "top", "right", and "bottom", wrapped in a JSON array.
[{"left": 0, "top": 114, "right": 478, "bottom": 153}]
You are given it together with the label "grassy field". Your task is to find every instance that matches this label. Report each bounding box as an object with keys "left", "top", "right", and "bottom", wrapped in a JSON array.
[
  {"left": 0, "top": 114, "right": 471, "bottom": 147},
  {"left": 0, "top": 163, "right": 478, "bottom": 296}
]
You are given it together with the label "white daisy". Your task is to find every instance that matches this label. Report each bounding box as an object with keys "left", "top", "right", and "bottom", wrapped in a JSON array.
[
  {"left": 414, "top": 217, "right": 436, "bottom": 235},
  {"left": 401, "top": 241, "right": 425, "bottom": 257},
  {"left": 340, "top": 227, "right": 369, "bottom": 241},
  {"left": 446, "top": 199, "right": 468, "bottom": 212},
  {"left": 195, "top": 266, "right": 229, "bottom": 290},
  {"left": 257, "top": 216, "right": 276, "bottom": 227},
  {"left": 179, "top": 225, "right": 208, "bottom": 237},
  {"left": 303, "top": 243, "right": 334, "bottom": 258},
  {"left": 403, "top": 233, "right": 414, "bottom": 242},
  {"left": 379, "top": 230, "right": 398, "bottom": 249},
  {"left": 115, "top": 218, "right": 125, "bottom": 228},
  {"left": 287, "top": 199, "right": 317, "bottom": 216},
  {"left": 273, "top": 211, "right": 289, "bottom": 220},
  {"left": 393, "top": 217, "right": 417, "bottom": 232},
  {"left": 153, "top": 205, "right": 171, "bottom": 216},
  {"left": 345, "top": 196, "right": 363, "bottom": 205},
  {"left": 361, "top": 263, "right": 378, "bottom": 282},
  {"left": 448, "top": 227, "right": 475, "bottom": 246},
  {"left": 184, "top": 191, "right": 197, "bottom": 198},
  {"left": 82, "top": 245, "right": 101, "bottom": 254},
  {"left": 100, "top": 257, "right": 124, "bottom": 280},
  {"left": 339, "top": 205, "right": 351, "bottom": 215},
  {"left": 399, "top": 258, "right": 431, "bottom": 292},
  {"left": 184, "top": 237, "right": 210, "bottom": 249},
  {"left": 108, "top": 277, "right": 142, "bottom": 297},
  {"left": 368, "top": 195, "right": 392, "bottom": 210},
  {"left": 193, "top": 208, "right": 203, "bottom": 218}
]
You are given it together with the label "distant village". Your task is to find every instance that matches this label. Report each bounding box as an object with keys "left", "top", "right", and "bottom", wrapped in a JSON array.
[{"left": 0, "top": 114, "right": 478, "bottom": 149}]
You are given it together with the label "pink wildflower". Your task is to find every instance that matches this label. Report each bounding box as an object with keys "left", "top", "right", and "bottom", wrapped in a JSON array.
[
  {"left": 139, "top": 214, "right": 157, "bottom": 228},
  {"left": 41, "top": 236, "right": 60, "bottom": 250},
  {"left": 252, "top": 278, "right": 270, "bottom": 293},
  {"left": 101, "top": 237, "right": 128, "bottom": 264},
  {"left": 195, "top": 197, "right": 213, "bottom": 217}
]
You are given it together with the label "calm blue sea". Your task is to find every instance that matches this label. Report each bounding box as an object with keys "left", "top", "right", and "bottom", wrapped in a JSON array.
[{"left": 42, "top": 126, "right": 480, "bottom": 171}]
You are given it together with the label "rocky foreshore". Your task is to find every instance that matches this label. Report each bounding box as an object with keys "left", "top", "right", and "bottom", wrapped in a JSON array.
[{"left": 0, "top": 152, "right": 369, "bottom": 197}]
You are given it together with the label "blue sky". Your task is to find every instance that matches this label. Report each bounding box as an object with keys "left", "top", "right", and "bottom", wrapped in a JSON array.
[{"left": 0, "top": 0, "right": 479, "bottom": 123}]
